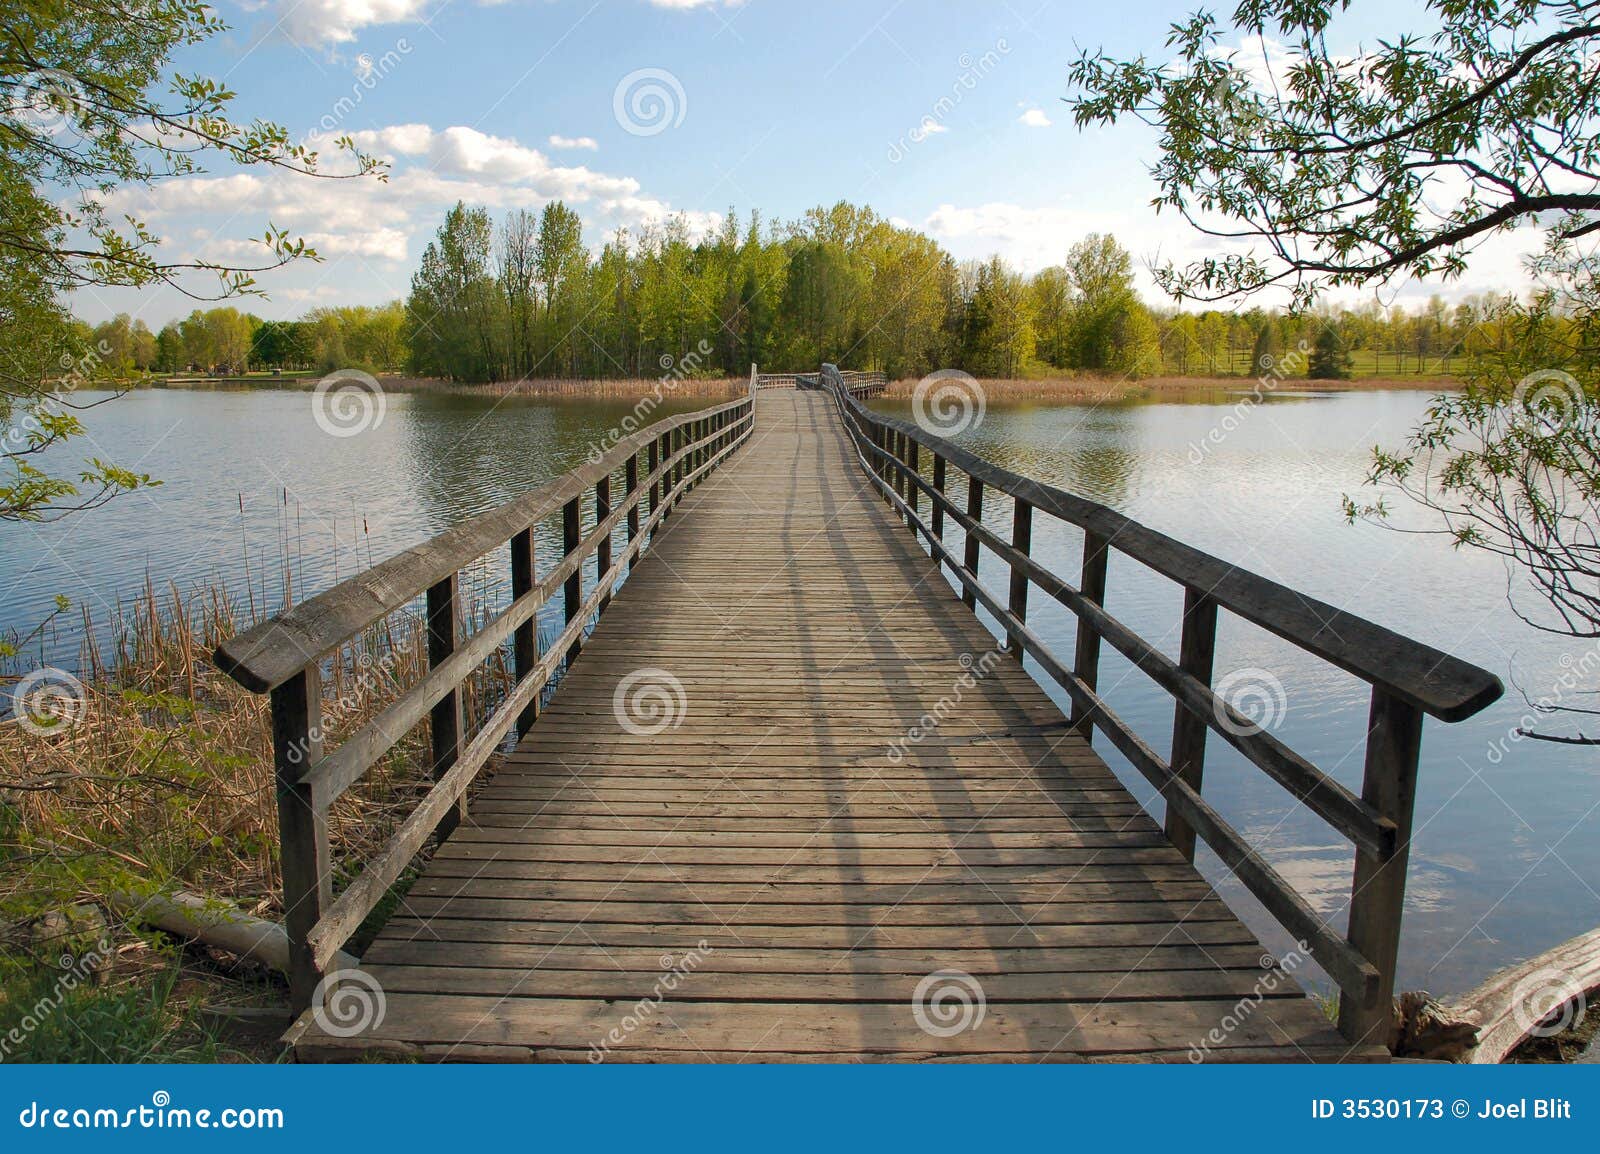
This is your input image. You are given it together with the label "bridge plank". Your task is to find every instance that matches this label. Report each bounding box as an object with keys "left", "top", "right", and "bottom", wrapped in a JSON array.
[{"left": 302, "top": 390, "right": 1376, "bottom": 1063}]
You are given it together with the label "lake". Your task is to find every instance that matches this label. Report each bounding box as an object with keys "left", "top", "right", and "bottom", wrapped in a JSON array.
[{"left": 4, "top": 383, "right": 1596, "bottom": 1000}]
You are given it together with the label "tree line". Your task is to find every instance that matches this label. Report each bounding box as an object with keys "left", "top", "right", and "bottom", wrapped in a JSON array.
[{"left": 84, "top": 200, "right": 1555, "bottom": 384}]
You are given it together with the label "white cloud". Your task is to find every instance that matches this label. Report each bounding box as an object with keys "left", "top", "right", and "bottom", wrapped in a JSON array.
[
  {"left": 277, "top": 0, "right": 745, "bottom": 47},
  {"left": 923, "top": 200, "right": 1551, "bottom": 308},
  {"left": 88, "top": 121, "right": 723, "bottom": 309},
  {"left": 1018, "top": 107, "right": 1052, "bottom": 128},
  {"left": 549, "top": 134, "right": 600, "bottom": 151},
  {"left": 282, "top": 0, "right": 435, "bottom": 47}
]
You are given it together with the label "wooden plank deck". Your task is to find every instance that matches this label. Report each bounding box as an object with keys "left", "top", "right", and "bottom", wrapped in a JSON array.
[{"left": 298, "top": 390, "right": 1376, "bottom": 1062}]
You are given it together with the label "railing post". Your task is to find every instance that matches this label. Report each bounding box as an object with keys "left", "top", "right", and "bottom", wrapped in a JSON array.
[
  {"left": 595, "top": 473, "right": 613, "bottom": 613},
  {"left": 1338, "top": 689, "right": 1424, "bottom": 1047},
  {"left": 962, "top": 475, "right": 983, "bottom": 610},
  {"left": 1072, "top": 530, "right": 1110, "bottom": 739},
  {"left": 426, "top": 573, "right": 466, "bottom": 838},
  {"left": 896, "top": 432, "right": 909, "bottom": 508},
  {"left": 625, "top": 452, "right": 640, "bottom": 564},
  {"left": 1007, "top": 499, "right": 1032, "bottom": 660},
  {"left": 647, "top": 439, "right": 660, "bottom": 537},
  {"left": 563, "top": 495, "right": 582, "bottom": 666},
  {"left": 510, "top": 526, "right": 539, "bottom": 737},
  {"left": 931, "top": 453, "right": 946, "bottom": 541},
  {"left": 907, "top": 438, "right": 920, "bottom": 522},
  {"left": 273, "top": 665, "right": 329, "bottom": 1016},
  {"left": 1165, "top": 587, "right": 1218, "bottom": 860}
]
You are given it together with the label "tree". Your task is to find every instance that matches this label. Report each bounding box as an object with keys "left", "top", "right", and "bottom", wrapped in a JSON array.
[
  {"left": 406, "top": 203, "right": 501, "bottom": 382},
  {"left": 1064, "top": 233, "right": 1142, "bottom": 371},
  {"left": 1068, "top": 0, "right": 1600, "bottom": 306},
  {"left": 1068, "top": 0, "right": 1600, "bottom": 745},
  {"left": 1308, "top": 326, "right": 1351, "bottom": 380},
  {"left": 1248, "top": 321, "right": 1284, "bottom": 378},
  {"left": 1, "top": 1, "right": 382, "bottom": 522}
]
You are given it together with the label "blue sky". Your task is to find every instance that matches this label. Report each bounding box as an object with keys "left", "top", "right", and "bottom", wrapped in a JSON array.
[{"left": 77, "top": 0, "right": 1539, "bottom": 326}]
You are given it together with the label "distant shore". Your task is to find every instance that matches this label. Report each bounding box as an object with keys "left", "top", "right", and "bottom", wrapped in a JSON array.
[
  {"left": 127, "top": 371, "right": 1460, "bottom": 403},
  {"left": 880, "top": 373, "right": 1461, "bottom": 403}
]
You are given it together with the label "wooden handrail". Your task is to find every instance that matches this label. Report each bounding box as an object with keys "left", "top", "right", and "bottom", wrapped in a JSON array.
[
  {"left": 214, "top": 396, "right": 752, "bottom": 694},
  {"left": 818, "top": 362, "right": 1502, "bottom": 1047},
  {"left": 214, "top": 394, "right": 755, "bottom": 1012},
  {"left": 830, "top": 377, "right": 1497, "bottom": 721}
]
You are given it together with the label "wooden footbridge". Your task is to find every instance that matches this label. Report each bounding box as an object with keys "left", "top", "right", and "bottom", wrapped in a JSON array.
[{"left": 215, "top": 366, "right": 1502, "bottom": 1062}]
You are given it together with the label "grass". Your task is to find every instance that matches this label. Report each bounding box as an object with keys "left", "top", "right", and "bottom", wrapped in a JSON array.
[{"left": 1, "top": 574, "right": 518, "bottom": 1061}]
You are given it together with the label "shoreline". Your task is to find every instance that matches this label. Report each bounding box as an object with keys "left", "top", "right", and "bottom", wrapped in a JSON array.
[{"left": 123, "top": 372, "right": 1461, "bottom": 404}]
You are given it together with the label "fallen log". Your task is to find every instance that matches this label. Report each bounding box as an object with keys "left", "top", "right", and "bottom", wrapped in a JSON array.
[
  {"left": 1453, "top": 926, "right": 1600, "bottom": 1063},
  {"left": 107, "top": 890, "right": 356, "bottom": 976}
]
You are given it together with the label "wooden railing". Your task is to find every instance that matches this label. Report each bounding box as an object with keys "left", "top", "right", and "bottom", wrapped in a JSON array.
[
  {"left": 818, "top": 363, "right": 1502, "bottom": 1046},
  {"left": 212, "top": 394, "right": 755, "bottom": 1013},
  {"left": 756, "top": 368, "right": 886, "bottom": 395}
]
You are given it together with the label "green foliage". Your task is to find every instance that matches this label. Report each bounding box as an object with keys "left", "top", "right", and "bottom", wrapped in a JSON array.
[
  {"left": 0, "top": 0, "right": 382, "bottom": 521},
  {"left": 1067, "top": 1, "right": 1600, "bottom": 305},
  {"left": 1308, "top": 326, "right": 1351, "bottom": 380},
  {"left": 1251, "top": 320, "right": 1283, "bottom": 377},
  {"left": 0, "top": 956, "right": 241, "bottom": 1062}
]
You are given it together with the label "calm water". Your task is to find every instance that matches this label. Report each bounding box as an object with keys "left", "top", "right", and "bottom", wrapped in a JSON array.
[{"left": 4, "top": 384, "right": 1597, "bottom": 999}]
